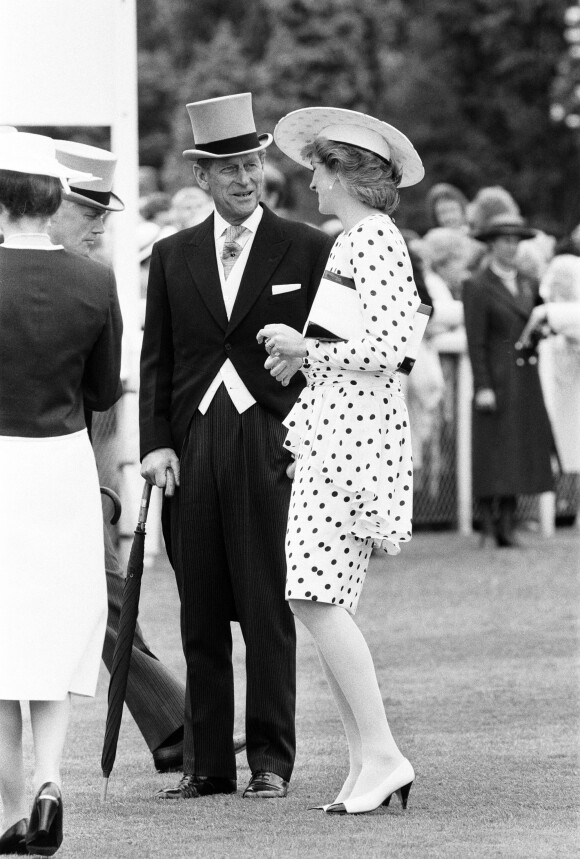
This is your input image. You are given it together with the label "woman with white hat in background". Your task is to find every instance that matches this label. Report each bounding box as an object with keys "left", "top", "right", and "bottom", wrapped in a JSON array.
[
  {"left": 0, "top": 132, "right": 122, "bottom": 855},
  {"left": 258, "top": 107, "right": 424, "bottom": 814}
]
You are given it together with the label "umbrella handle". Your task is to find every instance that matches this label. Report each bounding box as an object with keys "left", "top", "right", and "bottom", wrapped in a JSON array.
[
  {"left": 137, "top": 481, "right": 153, "bottom": 528},
  {"left": 100, "top": 486, "right": 122, "bottom": 525}
]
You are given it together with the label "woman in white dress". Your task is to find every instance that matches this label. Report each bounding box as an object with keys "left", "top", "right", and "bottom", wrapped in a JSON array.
[
  {"left": 0, "top": 132, "right": 122, "bottom": 855},
  {"left": 518, "top": 254, "right": 580, "bottom": 499},
  {"left": 258, "top": 108, "right": 424, "bottom": 815}
]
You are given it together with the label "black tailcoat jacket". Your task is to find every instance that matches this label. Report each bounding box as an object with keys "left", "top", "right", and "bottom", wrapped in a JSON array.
[
  {"left": 462, "top": 264, "right": 554, "bottom": 498},
  {"left": 140, "top": 205, "right": 333, "bottom": 459}
]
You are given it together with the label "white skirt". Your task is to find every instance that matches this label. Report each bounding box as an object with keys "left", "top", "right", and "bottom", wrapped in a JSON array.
[{"left": 0, "top": 430, "right": 107, "bottom": 700}]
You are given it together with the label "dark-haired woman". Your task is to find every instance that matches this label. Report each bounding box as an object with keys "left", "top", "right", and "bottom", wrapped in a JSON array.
[
  {"left": 258, "top": 108, "right": 424, "bottom": 815},
  {"left": 0, "top": 132, "right": 122, "bottom": 856},
  {"left": 462, "top": 214, "right": 555, "bottom": 547}
]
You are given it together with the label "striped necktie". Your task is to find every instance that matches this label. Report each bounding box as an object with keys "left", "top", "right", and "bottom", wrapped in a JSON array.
[{"left": 221, "top": 224, "right": 247, "bottom": 279}]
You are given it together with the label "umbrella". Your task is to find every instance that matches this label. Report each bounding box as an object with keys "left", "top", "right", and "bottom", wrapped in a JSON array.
[
  {"left": 101, "top": 480, "right": 152, "bottom": 800},
  {"left": 100, "top": 486, "right": 122, "bottom": 524}
]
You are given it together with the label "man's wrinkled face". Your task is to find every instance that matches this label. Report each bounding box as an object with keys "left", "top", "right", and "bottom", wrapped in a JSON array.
[
  {"left": 193, "top": 154, "right": 264, "bottom": 225},
  {"left": 49, "top": 199, "right": 107, "bottom": 257}
]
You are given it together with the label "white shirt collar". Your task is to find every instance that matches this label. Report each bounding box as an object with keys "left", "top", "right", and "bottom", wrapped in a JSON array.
[
  {"left": 213, "top": 205, "right": 263, "bottom": 242},
  {"left": 1, "top": 233, "right": 62, "bottom": 250},
  {"left": 490, "top": 260, "right": 517, "bottom": 282}
]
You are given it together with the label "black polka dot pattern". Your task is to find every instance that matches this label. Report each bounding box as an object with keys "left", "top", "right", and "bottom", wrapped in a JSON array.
[{"left": 283, "top": 213, "right": 417, "bottom": 616}]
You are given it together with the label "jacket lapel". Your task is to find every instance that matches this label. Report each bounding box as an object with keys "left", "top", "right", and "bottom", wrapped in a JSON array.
[
  {"left": 182, "top": 215, "right": 228, "bottom": 331},
  {"left": 485, "top": 266, "right": 529, "bottom": 322},
  {"left": 226, "top": 206, "right": 290, "bottom": 335}
]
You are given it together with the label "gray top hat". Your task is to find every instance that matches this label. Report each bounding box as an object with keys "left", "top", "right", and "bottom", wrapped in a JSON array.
[
  {"left": 183, "top": 93, "right": 272, "bottom": 161},
  {"left": 55, "top": 141, "right": 125, "bottom": 211}
]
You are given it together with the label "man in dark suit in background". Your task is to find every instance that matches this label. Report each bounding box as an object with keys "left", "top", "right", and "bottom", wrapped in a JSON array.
[
  {"left": 140, "top": 93, "right": 333, "bottom": 800},
  {"left": 51, "top": 141, "right": 242, "bottom": 774}
]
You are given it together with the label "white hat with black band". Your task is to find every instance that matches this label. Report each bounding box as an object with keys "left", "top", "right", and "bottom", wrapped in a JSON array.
[{"left": 274, "top": 106, "right": 424, "bottom": 188}]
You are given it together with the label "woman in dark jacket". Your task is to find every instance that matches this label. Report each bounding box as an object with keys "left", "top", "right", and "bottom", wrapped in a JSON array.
[
  {"left": 462, "top": 214, "right": 554, "bottom": 546},
  {"left": 0, "top": 131, "right": 122, "bottom": 856}
]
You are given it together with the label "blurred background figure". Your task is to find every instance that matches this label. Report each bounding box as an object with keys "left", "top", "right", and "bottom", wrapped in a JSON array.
[
  {"left": 420, "top": 226, "right": 472, "bottom": 301},
  {"left": 406, "top": 227, "right": 466, "bottom": 484},
  {"left": 467, "top": 185, "right": 521, "bottom": 271},
  {"left": 261, "top": 161, "right": 293, "bottom": 217},
  {"left": 320, "top": 217, "right": 343, "bottom": 237},
  {"left": 520, "top": 255, "right": 580, "bottom": 523},
  {"left": 137, "top": 218, "right": 176, "bottom": 326},
  {"left": 425, "top": 182, "right": 470, "bottom": 231},
  {"left": 139, "top": 191, "right": 174, "bottom": 227},
  {"left": 168, "top": 185, "right": 213, "bottom": 230},
  {"left": 515, "top": 230, "right": 556, "bottom": 282},
  {"left": 463, "top": 214, "right": 555, "bottom": 547}
]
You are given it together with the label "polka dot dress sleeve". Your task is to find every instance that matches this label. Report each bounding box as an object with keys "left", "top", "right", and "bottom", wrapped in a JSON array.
[{"left": 305, "top": 217, "right": 420, "bottom": 372}]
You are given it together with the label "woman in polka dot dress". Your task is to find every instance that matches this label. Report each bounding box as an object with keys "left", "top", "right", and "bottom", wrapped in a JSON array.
[{"left": 258, "top": 107, "right": 425, "bottom": 815}]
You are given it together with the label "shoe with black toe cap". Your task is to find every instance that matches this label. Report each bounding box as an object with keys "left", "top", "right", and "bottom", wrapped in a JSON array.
[
  {"left": 242, "top": 771, "right": 289, "bottom": 798},
  {"left": 155, "top": 773, "right": 237, "bottom": 799}
]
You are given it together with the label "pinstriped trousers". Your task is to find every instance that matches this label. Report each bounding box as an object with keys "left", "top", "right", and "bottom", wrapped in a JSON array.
[{"left": 170, "top": 386, "right": 296, "bottom": 781}]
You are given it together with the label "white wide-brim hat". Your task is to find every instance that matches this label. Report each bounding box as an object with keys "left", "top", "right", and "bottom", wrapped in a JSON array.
[
  {"left": 274, "top": 107, "right": 424, "bottom": 188},
  {"left": 0, "top": 132, "right": 94, "bottom": 184},
  {"left": 55, "top": 140, "right": 124, "bottom": 211},
  {"left": 183, "top": 92, "right": 272, "bottom": 161}
]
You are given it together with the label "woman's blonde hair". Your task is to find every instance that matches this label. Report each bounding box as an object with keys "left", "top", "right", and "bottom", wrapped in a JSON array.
[{"left": 301, "top": 137, "right": 402, "bottom": 215}]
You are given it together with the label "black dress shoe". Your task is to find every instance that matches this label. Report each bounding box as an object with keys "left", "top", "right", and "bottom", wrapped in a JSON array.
[
  {"left": 153, "top": 739, "right": 183, "bottom": 774},
  {"left": 0, "top": 818, "right": 28, "bottom": 855},
  {"left": 242, "top": 771, "right": 288, "bottom": 798},
  {"left": 155, "top": 773, "right": 237, "bottom": 799},
  {"left": 25, "top": 783, "right": 63, "bottom": 857}
]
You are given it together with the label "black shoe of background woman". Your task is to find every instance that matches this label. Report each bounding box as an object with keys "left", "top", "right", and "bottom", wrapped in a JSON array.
[{"left": 0, "top": 818, "right": 28, "bottom": 855}]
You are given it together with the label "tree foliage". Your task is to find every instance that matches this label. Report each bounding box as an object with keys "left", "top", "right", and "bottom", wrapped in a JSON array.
[{"left": 137, "top": 0, "right": 578, "bottom": 232}]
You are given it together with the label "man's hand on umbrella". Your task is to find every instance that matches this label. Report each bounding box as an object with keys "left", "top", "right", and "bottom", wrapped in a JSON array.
[{"left": 141, "top": 448, "right": 180, "bottom": 497}]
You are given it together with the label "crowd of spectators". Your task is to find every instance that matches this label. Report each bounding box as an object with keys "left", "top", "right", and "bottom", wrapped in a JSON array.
[{"left": 132, "top": 164, "right": 580, "bottom": 530}]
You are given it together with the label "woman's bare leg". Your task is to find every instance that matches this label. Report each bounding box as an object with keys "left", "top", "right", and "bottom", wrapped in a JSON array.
[
  {"left": 0, "top": 700, "right": 28, "bottom": 828},
  {"left": 29, "top": 696, "right": 71, "bottom": 791}
]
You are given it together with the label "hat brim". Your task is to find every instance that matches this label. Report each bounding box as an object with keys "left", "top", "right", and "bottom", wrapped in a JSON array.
[
  {"left": 62, "top": 189, "right": 125, "bottom": 212},
  {"left": 183, "top": 133, "right": 273, "bottom": 161},
  {"left": 0, "top": 159, "right": 94, "bottom": 183},
  {"left": 473, "top": 226, "right": 537, "bottom": 242},
  {"left": 273, "top": 107, "right": 424, "bottom": 188}
]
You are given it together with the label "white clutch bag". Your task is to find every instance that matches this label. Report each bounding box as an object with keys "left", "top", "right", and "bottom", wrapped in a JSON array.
[{"left": 304, "top": 269, "right": 431, "bottom": 374}]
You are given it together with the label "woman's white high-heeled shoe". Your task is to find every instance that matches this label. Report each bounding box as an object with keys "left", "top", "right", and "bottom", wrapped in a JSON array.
[{"left": 325, "top": 759, "right": 415, "bottom": 815}]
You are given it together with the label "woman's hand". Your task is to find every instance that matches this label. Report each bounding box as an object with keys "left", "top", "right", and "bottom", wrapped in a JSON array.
[
  {"left": 264, "top": 353, "right": 303, "bottom": 386},
  {"left": 474, "top": 388, "right": 497, "bottom": 412},
  {"left": 516, "top": 305, "right": 550, "bottom": 349},
  {"left": 257, "top": 324, "right": 308, "bottom": 359}
]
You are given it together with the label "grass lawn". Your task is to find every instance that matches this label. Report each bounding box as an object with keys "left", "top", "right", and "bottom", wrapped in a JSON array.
[{"left": 11, "top": 528, "right": 579, "bottom": 858}]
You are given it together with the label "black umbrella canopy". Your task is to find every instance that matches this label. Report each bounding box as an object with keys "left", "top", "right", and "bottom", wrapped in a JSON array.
[{"left": 101, "top": 481, "right": 152, "bottom": 799}]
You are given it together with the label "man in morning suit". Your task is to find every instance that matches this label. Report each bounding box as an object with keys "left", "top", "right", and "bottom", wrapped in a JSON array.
[{"left": 140, "top": 93, "right": 333, "bottom": 800}]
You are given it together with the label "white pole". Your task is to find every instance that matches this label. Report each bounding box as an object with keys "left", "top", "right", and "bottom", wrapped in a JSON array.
[
  {"left": 456, "top": 351, "right": 473, "bottom": 534},
  {"left": 109, "top": 0, "right": 145, "bottom": 555}
]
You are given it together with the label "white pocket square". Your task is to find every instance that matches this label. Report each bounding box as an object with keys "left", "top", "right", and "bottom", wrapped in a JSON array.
[{"left": 272, "top": 283, "right": 301, "bottom": 295}]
